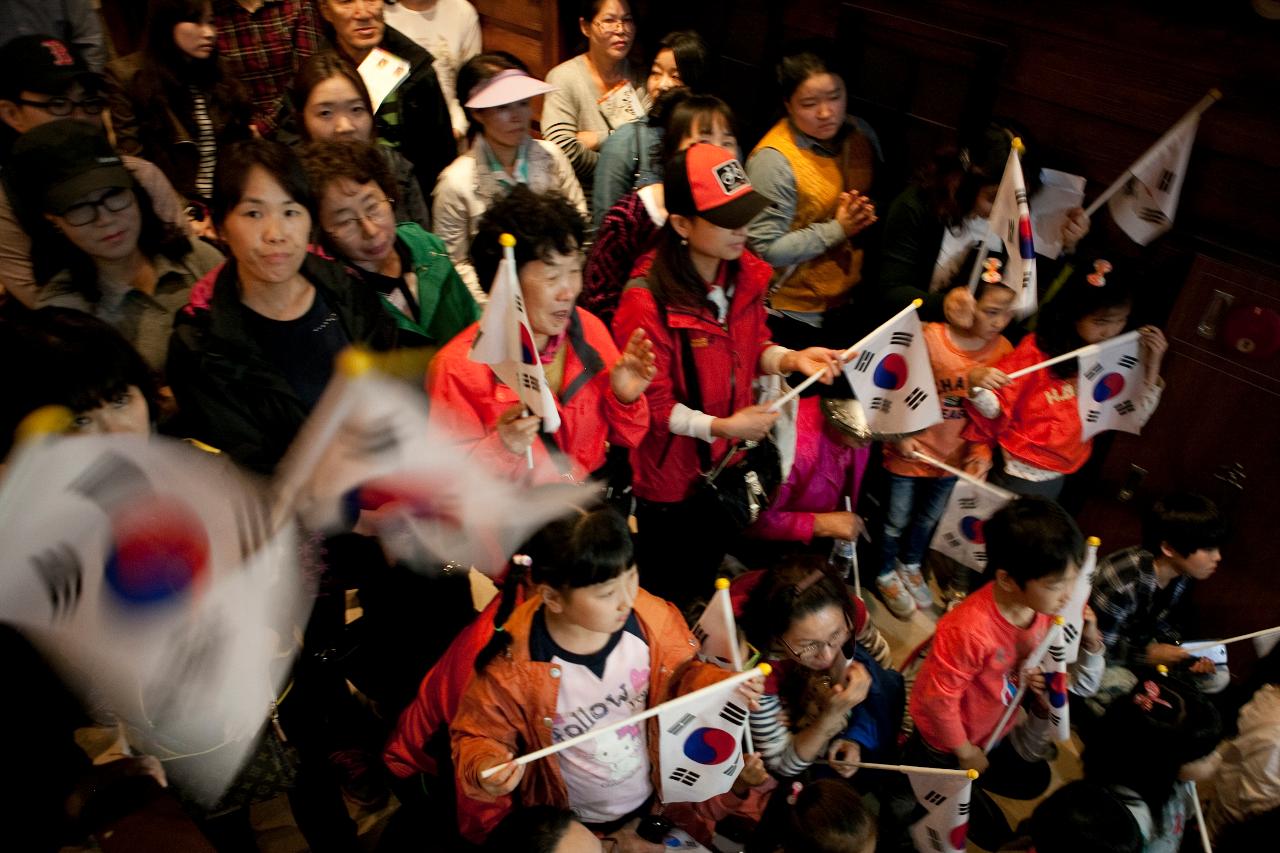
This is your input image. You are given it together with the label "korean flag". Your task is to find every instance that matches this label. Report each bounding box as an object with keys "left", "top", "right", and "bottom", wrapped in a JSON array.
[
  {"left": 659, "top": 678, "right": 747, "bottom": 804},
  {"left": 1077, "top": 331, "right": 1145, "bottom": 441},
  {"left": 842, "top": 310, "right": 942, "bottom": 435},
  {"left": 929, "top": 479, "right": 1015, "bottom": 572}
]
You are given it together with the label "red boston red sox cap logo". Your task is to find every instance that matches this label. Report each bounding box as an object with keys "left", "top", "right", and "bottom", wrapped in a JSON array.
[{"left": 42, "top": 39, "right": 75, "bottom": 66}]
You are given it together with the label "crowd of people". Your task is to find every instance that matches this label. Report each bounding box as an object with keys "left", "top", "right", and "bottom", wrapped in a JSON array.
[{"left": 1, "top": 2, "right": 1275, "bottom": 853}]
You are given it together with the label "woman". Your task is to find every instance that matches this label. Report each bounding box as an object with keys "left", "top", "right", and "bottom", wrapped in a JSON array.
[
  {"left": 877, "top": 122, "right": 1090, "bottom": 324},
  {"left": 433, "top": 52, "right": 586, "bottom": 302},
  {"left": 291, "top": 51, "right": 432, "bottom": 231},
  {"left": 427, "top": 185, "right": 653, "bottom": 485},
  {"left": 167, "top": 138, "right": 396, "bottom": 475},
  {"left": 611, "top": 143, "right": 841, "bottom": 609},
  {"left": 581, "top": 90, "right": 737, "bottom": 327},
  {"left": 301, "top": 138, "right": 478, "bottom": 375},
  {"left": 736, "top": 560, "right": 897, "bottom": 780},
  {"left": 105, "top": 0, "right": 253, "bottom": 206},
  {"left": 746, "top": 44, "right": 880, "bottom": 350},
  {"left": 591, "top": 29, "right": 710, "bottom": 224},
  {"left": 9, "top": 120, "right": 223, "bottom": 373},
  {"left": 542, "top": 0, "right": 649, "bottom": 198}
]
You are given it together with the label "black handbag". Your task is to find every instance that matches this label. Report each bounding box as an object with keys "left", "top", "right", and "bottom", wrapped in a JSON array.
[{"left": 677, "top": 329, "right": 782, "bottom": 531}]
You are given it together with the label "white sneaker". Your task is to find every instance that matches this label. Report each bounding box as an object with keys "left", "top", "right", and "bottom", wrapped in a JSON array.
[
  {"left": 898, "top": 563, "right": 937, "bottom": 610},
  {"left": 876, "top": 572, "right": 917, "bottom": 620}
]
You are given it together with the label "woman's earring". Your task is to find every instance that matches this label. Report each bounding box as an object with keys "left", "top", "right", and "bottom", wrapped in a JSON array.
[{"left": 680, "top": 237, "right": 688, "bottom": 246}]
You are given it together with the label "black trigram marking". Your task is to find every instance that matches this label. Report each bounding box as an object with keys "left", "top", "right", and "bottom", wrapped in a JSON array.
[
  {"left": 145, "top": 616, "right": 228, "bottom": 727},
  {"left": 723, "top": 761, "right": 739, "bottom": 776},
  {"left": 1157, "top": 169, "right": 1176, "bottom": 193},
  {"left": 958, "top": 799, "right": 971, "bottom": 817},
  {"left": 720, "top": 701, "right": 746, "bottom": 727},
  {"left": 905, "top": 387, "right": 928, "bottom": 410},
  {"left": 1117, "top": 354, "right": 1139, "bottom": 370},
  {"left": 1137, "top": 207, "right": 1169, "bottom": 226},
  {"left": 852, "top": 350, "right": 874, "bottom": 373},
  {"left": 33, "top": 543, "right": 82, "bottom": 620},
  {"left": 669, "top": 767, "right": 700, "bottom": 786},
  {"left": 890, "top": 332, "right": 914, "bottom": 348},
  {"left": 1084, "top": 363, "right": 1104, "bottom": 381},
  {"left": 1015, "top": 188, "right": 1028, "bottom": 205},
  {"left": 513, "top": 291, "right": 525, "bottom": 313},
  {"left": 1086, "top": 410, "right": 1101, "bottom": 423},
  {"left": 870, "top": 397, "right": 892, "bottom": 413},
  {"left": 692, "top": 623, "right": 708, "bottom": 645},
  {"left": 71, "top": 451, "right": 151, "bottom": 510},
  {"left": 973, "top": 550, "right": 987, "bottom": 565},
  {"left": 959, "top": 496, "right": 978, "bottom": 510},
  {"left": 1049, "top": 644, "right": 1066, "bottom": 663},
  {"left": 520, "top": 372, "right": 541, "bottom": 392},
  {"left": 943, "top": 532, "right": 962, "bottom": 548},
  {"left": 925, "top": 827, "right": 943, "bottom": 851},
  {"left": 922, "top": 789, "right": 948, "bottom": 806},
  {"left": 339, "top": 417, "right": 400, "bottom": 459},
  {"left": 1063, "top": 622, "right": 1079, "bottom": 644},
  {"left": 1050, "top": 709, "right": 1064, "bottom": 728},
  {"left": 233, "top": 491, "right": 272, "bottom": 563},
  {"left": 666, "top": 712, "right": 696, "bottom": 736},
  {"left": 1115, "top": 400, "right": 1136, "bottom": 416}
]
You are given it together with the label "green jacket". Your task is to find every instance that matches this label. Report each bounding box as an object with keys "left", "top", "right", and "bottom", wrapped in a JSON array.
[{"left": 388, "top": 223, "right": 479, "bottom": 347}]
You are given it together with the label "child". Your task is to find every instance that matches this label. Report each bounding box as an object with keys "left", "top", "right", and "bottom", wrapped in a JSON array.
[
  {"left": 450, "top": 508, "right": 764, "bottom": 846},
  {"left": 904, "top": 497, "right": 1082, "bottom": 848},
  {"left": 774, "top": 779, "right": 876, "bottom": 853},
  {"left": 1090, "top": 493, "right": 1228, "bottom": 705},
  {"left": 877, "top": 269, "right": 1018, "bottom": 619},
  {"left": 481, "top": 805, "right": 603, "bottom": 852},
  {"left": 999, "top": 780, "right": 1144, "bottom": 853},
  {"left": 1083, "top": 677, "right": 1223, "bottom": 853},
  {"left": 965, "top": 260, "right": 1168, "bottom": 500}
]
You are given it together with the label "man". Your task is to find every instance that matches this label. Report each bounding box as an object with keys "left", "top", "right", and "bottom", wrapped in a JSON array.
[
  {"left": 212, "top": 0, "right": 322, "bottom": 136},
  {"left": 0, "top": 36, "right": 187, "bottom": 306},
  {"left": 384, "top": 0, "right": 483, "bottom": 140},
  {"left": 319, "top": 0, "right": 457, "bottom": 196},
  {"left": 0, "top": 0, "right": 106, "bottom": 72}
]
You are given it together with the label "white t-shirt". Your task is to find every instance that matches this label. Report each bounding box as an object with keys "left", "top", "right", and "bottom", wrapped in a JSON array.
[{"left": 384, "top": 0, "right": 482, "bottom": 136}]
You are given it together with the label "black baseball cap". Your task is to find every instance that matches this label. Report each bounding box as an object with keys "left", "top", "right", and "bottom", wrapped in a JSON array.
[
  {"left": 0, "top": 35, "right": 98, "bottom": 99},
  {"left": 9, "top": 120, "right": 132, "bottom": 214},
  {"left": 664, "top": 142, "right": 773, "bottom": 229}
]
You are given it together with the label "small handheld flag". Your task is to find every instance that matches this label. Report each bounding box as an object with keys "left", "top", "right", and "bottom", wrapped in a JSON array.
[
  {"left": 841, "top": 308, "right": 942, "bottom": 435},
  {"left": 1077, "top": 330, "right": 1146, "bottom": 441}
]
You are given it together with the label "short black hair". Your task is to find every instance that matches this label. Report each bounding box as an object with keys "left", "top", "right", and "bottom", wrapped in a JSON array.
[
  {"left": 776, "top": 40, "right": 847, "bottom": 103},
  {"left": 741, "top": 557, "right": 856, "bottom": 659},
  {"left": 482, "top": 806, "right": 575, "bottom": 853},
  {"left": 1143, "top": 492, "right": 1225, "bottom": 557},
  {"left": 984, "top": 497, "right": 1084, "bottom": 586},
  {"left": 783, "top": 779, "right": 875, "bottom": 853},
  {"left": 1035, "top": 258, "right": 1136, "bottom": 377},
  {"left": 469, "top": 185, "right": 585, "bottom": 292},
  {"left": 1028, "top": 781, "right": 1143, "bottom": 853},
  {"left": 212, "top": 138, "right": 315, "bottom": 225}
]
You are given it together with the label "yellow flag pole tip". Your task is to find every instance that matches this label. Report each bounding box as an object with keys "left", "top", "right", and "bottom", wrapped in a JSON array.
[
  {"left": 1054, "top": 615, "right": 1066, "bottom": 625},
  {"left": 1011, "top": 137, "right": 1025, "bottom": 155},
  {"left": 1086, "top": 536, "right": 1101, "bottom": 546},
  {"left": 1209, "top": 88, "right": 1223, "bottom": 101},
  {"left": 1156, "top": 664, "right": 1169, "bottom": 675},
  {"left": 336, "top": 347, "right": 375, "bottom": 377},
  {"left": 967, "top": 769, "right": 980, "bottom": 780},
  {"left": 499, "top": 233, "right": 516, "bottom": 248},
  {"left": 715, "top": 577, "right": 731, "bottom": 591},
  {"left": 15, "top": 405, "right": 73, "bottom": 442},
  {"left": 910, "top": 298, "right": 923, "bottom": 308},
  {"left": 757, "top": 663, "right": 773, "bottom": 677}
]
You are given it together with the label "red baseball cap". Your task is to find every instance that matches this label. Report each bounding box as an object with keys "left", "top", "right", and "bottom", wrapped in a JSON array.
[{"left": 664, "top": 143, "right": 773, "bottom": 229}]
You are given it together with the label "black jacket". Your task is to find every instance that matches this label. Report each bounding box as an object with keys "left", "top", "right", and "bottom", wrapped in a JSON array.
[
  {"left": 371, "top": 27, "right": 457, "bottom": 200},
  {"left": 167, "top": 254, "right": 397, "bottom": 474}
]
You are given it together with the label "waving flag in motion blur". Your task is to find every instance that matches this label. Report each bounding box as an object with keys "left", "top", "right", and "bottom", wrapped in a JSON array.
[{"left": 987, "top": 141, "right": 1038, "bottom": 318}]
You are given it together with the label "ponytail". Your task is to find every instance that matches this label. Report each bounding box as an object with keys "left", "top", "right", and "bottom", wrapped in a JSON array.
[{"left": 474, "top": 555, "right": 530, "bottom": 674}]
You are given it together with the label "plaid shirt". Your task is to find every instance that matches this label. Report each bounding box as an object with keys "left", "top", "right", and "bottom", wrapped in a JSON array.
[
  {"left": 1090, "top": 545, "right": 1192, "bottom": 667},
  {"left": 213, "top": 0, "right": 320, "bottom": 135}
]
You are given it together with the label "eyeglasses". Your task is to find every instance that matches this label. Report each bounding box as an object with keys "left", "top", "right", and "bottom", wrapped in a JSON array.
[
  {"left": 779, "top": 618, "right": 852, "bottom": 661},
  {"left": 326, "top": 198, "right": 395, "bottom": 239},
  {"left": 61, "top": 187, "right": 134, "bottom": 226},
  {"left": 16, "top": 96, "right": 106, "bottom": 116},
  {"left": 593, "top": 15, "right": 636, "bottom": 34}
]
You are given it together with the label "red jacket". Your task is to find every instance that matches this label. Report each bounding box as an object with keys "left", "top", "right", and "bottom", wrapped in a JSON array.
[
  {"left": 611, "top": 250, "right": 775, "bottom": 502},
  {"left": 963, "top": 334, "right": 1092, "bottom": 475},
  {"left": 427, "top": 307, "right": 648, "bottom": 483}
]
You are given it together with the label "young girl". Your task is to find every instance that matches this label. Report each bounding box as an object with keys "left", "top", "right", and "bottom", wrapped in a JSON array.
[
  {"left": 433, "top": 52, "right": 587, "bottom": 302},
  {"left": 582, "top": 90, "right": 739, "bottom": 327},
  {"left": 611, "top": 143, "right": 840, "bottom": 609},
  {"left": 450, "top": 508, "right": 763, "bottom": 845},
  {"left": 1083, "top": 677, "right": 1223, "bottom": 853},
  {"left": 877, "top": 269, "right": 1018, "bottom": 618},
  {"left": 748, "top": 778, "right": 876, "bottom": 853},
  {"left": 105, "top": 0, "right": 253, "bottom": 206},
  {"left": 291, "top": 51, "right": 432, "bottom": 231},
  {"left": 965, "top": 261, "right": 1168, "bottom": 500}
]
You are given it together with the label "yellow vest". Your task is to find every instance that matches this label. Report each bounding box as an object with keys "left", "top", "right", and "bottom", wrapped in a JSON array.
[{"left": 752, "top": 119, "right": 874, "bottom": 312}]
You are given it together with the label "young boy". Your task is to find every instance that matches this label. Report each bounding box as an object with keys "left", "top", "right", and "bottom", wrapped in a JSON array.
[
  {"left": 1090, "top": 492, "right": 1227, "bottom": 703},
  {"left": 877, "top": 274, "right": 1018, "bottom": 618}
]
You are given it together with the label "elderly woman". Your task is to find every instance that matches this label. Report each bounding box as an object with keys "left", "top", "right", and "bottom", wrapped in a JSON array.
[{"left": 427, "top": 185, "right": 653, "bottom": 484}]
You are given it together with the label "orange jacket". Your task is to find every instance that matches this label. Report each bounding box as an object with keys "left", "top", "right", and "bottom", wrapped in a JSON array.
[{"left": 450, "top": 588, "right": 730, "bottom": 841}]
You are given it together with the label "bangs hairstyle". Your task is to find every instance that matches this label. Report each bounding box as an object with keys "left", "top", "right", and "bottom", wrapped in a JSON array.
[
  {"left": 652, "top": 90, "right": 736, "bottom": 165},
  {"left": 1143, "top": 492, "right": 1225, "bottom": 557},
  {"left": 455, "top": 51, "right": 529, "bottom": 141},
  {"left": 784, "top": 779, "right": 875, "bottom": 853},
  {"left": 654, "top": 30, "right": 710, "bottom": 93},
  {"left": 776, "top": 40, "right": 847, "bottom": 103},
  {"left": 469, "top": 185, "right": 585, "bottom": 291},
  {"left": 291, "top": 51, "right": 376, "bottom": 142},
  {"left": 212, "top": 138, "right": 315, "bottom": 225},
  {"left": 1035, "top": 259, "right": 1135, "bottom": 378},
  {"left": 741, "top": 556, "right": 857, "bottom": 658},
  {"left": 143, "top": 0, "right": 215, "bottom": 75},
  {"left": 1, "top": 308, "right": 157, "bottom": 457},
  {"left": 983, "top": 497, "right": 1084, "bottom": 587},
  {"left": 1029, "top": 781, "right": 1143, "bottom": 853}
]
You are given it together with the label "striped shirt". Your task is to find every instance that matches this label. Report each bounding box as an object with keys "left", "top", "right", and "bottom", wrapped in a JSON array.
[{"left": 190, "top": 87, "right": 217, "bottom": 201}]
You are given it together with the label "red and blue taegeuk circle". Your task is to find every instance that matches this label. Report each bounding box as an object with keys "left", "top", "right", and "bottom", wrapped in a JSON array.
[
  {"left": 104, "top": 498, "right": 209, "bottom": 605},
  {"left": 951, "top": 822, "right": 969, "bottom": 850},
  {"left": 340, "top": 476, "right": 442, "bottom": 527},
  {"left": 682, "top": 727, "right": 737, "bottom": 765},
  {"left": 872, "top": 353, "right": 909, "bottom": 391},
  {"left": 1092, "top": 372, "right": 1126, "bottom": 402},
  {"left": 960, "top": 516, "right": 985, "bottom": 543},
  {"left": 1047, "top": 672, "right": 1069, "bottom": 708}
]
